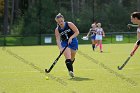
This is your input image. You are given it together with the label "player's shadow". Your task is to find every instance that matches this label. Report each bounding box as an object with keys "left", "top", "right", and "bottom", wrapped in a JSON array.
[{"left": 69, "top": 76, "right": 93, "bottom": 81}]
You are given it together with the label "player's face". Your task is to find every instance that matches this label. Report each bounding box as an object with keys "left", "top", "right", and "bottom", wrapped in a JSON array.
[
  {"left": 56, "top": 17, "right": 64, "bottom": 27},
  {"left": 131, "top": 16, "right": 138, "bottom": 24},
  {"left": 92, "top": 24, "right": 96, "bottom": 28}
]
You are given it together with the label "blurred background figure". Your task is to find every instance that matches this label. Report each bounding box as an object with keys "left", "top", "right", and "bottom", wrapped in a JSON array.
[
  {"left": 95, "top": 23, "right": 105, "bottom": 53},
  {"left": 86, "top": 23, "right": 97, "bottom": 51}
]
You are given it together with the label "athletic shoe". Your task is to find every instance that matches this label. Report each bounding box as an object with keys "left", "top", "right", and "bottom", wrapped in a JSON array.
[
  {"left": 100, "top": 51, "right": 103, "bottom": 53},
  {"left": 69, "top": 71, "right": 74, "bottom": 78}
]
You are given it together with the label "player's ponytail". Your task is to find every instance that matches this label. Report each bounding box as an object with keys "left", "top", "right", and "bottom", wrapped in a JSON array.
[{"left": 55, "top": 13, "right": 64, "bottom": 21}]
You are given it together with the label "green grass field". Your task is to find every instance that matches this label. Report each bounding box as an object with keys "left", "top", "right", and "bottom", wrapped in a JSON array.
[{"left": 0, "top": 44, "right": 140, "bottom": 93}]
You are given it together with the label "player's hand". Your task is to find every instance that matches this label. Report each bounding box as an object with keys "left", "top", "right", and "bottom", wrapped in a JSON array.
[
  {"left": 68, "top": 37, "right": 72, "bottom": 44},
  {"left": 130, "top": 51, "right": 134, "bottom": 56},
  {"left": 103, "top": 35, "right": 105, "bottom": 37},
  {"left": 60, "top": 48, "right": 63, "bottom": 53},
  {"left": 127, "top": 24, "right": 131, "bottom": 29}
]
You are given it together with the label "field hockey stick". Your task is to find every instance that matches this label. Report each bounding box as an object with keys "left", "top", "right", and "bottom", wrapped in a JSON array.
[
  {"left": 82, "top": 29, "right": 93, "bottom": 40},
  {"left": 86, "top": 28, "right": 93, "bottom": 37},
  {"left": 45, "top": 44, "right": 68, "bottom": 73},
  {"left": 118, "top": 56, "right": 131, "bottom": 70},
  {"left": 118, "top": 45, "right": 139, "bottom": 70}
]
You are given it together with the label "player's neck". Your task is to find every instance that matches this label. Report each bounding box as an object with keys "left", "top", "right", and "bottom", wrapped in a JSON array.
[
  {"left": 60, "top": 22, "right": 65, "bottom": 29},
  {"left": 60, "top": 25, "right": 64, "bottom": 28}
]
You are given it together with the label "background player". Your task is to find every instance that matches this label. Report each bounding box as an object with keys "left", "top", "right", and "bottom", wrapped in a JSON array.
[
  {"left": 86, "top": 23, "right": 97, "bottom": 51},
  {"left": 130, "top": 12, "right": 140, "bottom": 56},
  {"left": 95, "top": 23, "right": 105, "bottom": 53}
]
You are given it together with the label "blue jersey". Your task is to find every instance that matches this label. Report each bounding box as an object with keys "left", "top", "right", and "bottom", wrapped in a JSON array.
[
  {"left": 89, "top": 28, "right": 96, "bottom": 40},
  {"left": 57, "top": 22, "right": 78, "bottom": 50},
  {"left": 58, "top": 22, "right": 74, "bottom": 41}
]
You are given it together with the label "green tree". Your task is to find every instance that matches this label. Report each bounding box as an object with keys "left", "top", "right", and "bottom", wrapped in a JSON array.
[
  {"left": 0, "top": 0, "right": 4, "bottom": 34},
  {"left": 21, "top": 0, "right": 57, "bottom": 35},
  {"left": 0, "top": 0, "right": 4, "bottom": 16},
  {"left": 94, "top": 0, "right": 130, "bottom": 32},
  {"left": 8, "top": 0, "right": 140, "bottom": 35}
]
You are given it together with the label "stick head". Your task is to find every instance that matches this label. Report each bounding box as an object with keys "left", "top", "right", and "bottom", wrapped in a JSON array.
[
  {"left": 45, "top": 69, "right": 50, "bottom": 73},
  {"left": 82, "top": 36, "right": 89, "bottom": 40},
  {"left": 118, "top": 66, "right": 122, "bottom": 70}
]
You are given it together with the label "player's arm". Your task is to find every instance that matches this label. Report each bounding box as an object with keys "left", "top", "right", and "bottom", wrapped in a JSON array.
[
  {"left": 127, "top": 24, "right": 139, "bottom": 29},
  {"left": 55, "top": 28, "right": 61, "bottom": 50},
  {"left": 86, "top": 29, "right": 91, "bottom": 37},
  {"left": 68, "top": 22, "right": 79, "bottom": 43},
  {"left": 130, "top": 40, "right": 140, "bottom": 56}
]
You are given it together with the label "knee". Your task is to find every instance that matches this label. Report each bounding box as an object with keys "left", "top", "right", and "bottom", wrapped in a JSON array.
[{"left": 64, "top": 50, "right": 71, "bottom": 59}]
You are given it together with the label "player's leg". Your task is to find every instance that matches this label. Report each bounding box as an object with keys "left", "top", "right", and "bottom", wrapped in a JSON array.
[
  {"left": 99, "top": 40, "right": 103, "bottom": 52},
  {"left": 95, "top": 35, "right": 99, "bottom": 47},
  {"left": 91, "top": 35, "right": 96, "bottom": 51},
  {"left": 71, "top": 49, "right": 77, "bottom": 64},
  {"left": 61, "top": 41, "right": 74, "bottom": 77},
  {"left": 91, "top": 40, "right": 95, "bottom": 51},
  {"left": 94, "top": 39, "right": 97, "bottom": 44},
  {"left": 99, "top": 35, "right": 103, "bottom": 52},
  {"left": 69, "top": 38, "right": 78, "bottom": 64},
  {"left": 63, "top": 47, "right": 74, "bottom": 74},
  {"left": 68, "top": 49, "right": 77, "bottom": 77},
  {"left": 96, "top": 40, "right": 99, "bottom": 47},
  {"left": 69, "top": 38, "right": 78, "bottom": 77},
  {"left": 93, "top": 39, "right": 97, "bottom": 49}
]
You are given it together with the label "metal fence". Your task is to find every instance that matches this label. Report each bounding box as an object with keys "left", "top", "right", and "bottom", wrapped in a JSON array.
[{"left": 0, "top": 32, "right": 137, "bottom": 46}]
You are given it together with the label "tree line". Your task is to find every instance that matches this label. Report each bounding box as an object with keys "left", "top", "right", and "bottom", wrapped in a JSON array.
[{"left": 0, "top": 0, "right": 140, "bottom": 35}]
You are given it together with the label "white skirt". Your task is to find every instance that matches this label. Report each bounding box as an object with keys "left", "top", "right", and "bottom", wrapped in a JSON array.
[{"left": 95, "top": 35, "right": 102, "bottom": 40}]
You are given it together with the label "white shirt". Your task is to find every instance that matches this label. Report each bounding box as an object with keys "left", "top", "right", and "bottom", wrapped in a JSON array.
[
  {"left": 96, "top": 28, "right": 103, "bottom": 35},
  {"left": 137, "top": 27, "right": 140, "bottom": 40},
  {"left": 137, "top": 27, "right": 140, "bottom": 32}
]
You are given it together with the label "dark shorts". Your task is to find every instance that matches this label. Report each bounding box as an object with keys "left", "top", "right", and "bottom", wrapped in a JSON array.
[
  {"left": 91, "top": 35, "right": 96, "bottom": 40},
  {"left": 61, "top": 38, "right": 78, "bottom": 51}
]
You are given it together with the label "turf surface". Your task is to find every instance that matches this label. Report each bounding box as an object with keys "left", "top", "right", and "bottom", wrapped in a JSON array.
[{"left": 0, "top": 44, "right": 140, "bottom": 93}]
